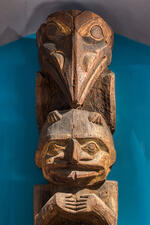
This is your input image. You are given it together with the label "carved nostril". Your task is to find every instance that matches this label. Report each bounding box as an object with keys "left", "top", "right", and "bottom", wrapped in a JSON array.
[
  {"left": 82, "top": 53, "right": 96, "bottom": 72},
  {"left": 53, "top": 52, "right": 64, "bottom": 70}
]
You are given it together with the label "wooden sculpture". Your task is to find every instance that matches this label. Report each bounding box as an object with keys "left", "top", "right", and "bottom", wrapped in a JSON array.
[{"left": 34, "top": 10, "right": 118, "bottom": 225}]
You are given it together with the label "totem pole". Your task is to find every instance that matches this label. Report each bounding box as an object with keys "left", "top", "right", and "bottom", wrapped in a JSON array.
[{"left": 34, "top": 10, "right": 118, "bottom": 225}]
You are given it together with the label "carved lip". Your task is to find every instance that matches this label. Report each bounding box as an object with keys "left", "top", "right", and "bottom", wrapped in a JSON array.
[
  {"left": 49, "top": 168, "right": 105, "bottom": 181},
  {"left": 51, "top": 170, "right": 98, "bottom": 182},
  {"left": 67, "top": 170, "right": 98, "bottom": 180},
  {"left": 46, "top": 163, "right": 104, "bottom": 171}
]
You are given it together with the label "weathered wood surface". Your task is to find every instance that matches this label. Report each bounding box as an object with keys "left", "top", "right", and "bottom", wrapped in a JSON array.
[
  {"left": 34, "top": 181, "right": 118, "bottom": 225},
  {"left": 36, "top": 10, "right": 115, "bottom": 133},
  {"left": 35, "top": 9, "right": 118, "bottom": 225},
  {"left": 36, "top": 69, "right": 116, "bottom": 133},
  {"left": 35, "top": 109, "right": 116, "bottom": 185}
]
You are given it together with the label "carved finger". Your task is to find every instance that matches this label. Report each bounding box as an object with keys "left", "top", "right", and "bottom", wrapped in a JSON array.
[
  {"left": 80, "top": 194, "right": 90, "bottom": 199},
  {"left": 76, "top": 205, "right": 86, "bottom": 210},
  {"left": 64, "top": 207, "right": 77, "bottom": 213},
  {"left": 65, "top": 203, "right": 77, "bottom": 206},
  {"left": 65, "top": 199, "right": 76, "bottom": 203},
  {"left": 65, "top": 202, "right": 76, "bottom": 205},
  {"left": 65, "top": 204, "right": 87, "bottom": 210},
  {"left": 65, "top": 205, "right": 76, "bottom": 210},
  {"left": 77, "top": 203, "right": 87, "bottom": 207},
  {"left": 65, "top": 202, "right": 86, "bottom": 207}
]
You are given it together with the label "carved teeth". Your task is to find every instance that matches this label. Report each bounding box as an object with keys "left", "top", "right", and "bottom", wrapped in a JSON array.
[{"left": 67, "top": 171, "right": 98, "bottom": 180}]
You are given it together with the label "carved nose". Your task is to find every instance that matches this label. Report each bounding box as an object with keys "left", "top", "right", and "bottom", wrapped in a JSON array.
[{"left": 65, "top": 139, "right": 80, "bottom": 163}]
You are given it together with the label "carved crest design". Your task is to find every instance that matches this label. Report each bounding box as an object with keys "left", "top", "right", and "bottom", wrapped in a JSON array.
[{"left": 34, "top": 10, "right": 118, "bottom": 225}]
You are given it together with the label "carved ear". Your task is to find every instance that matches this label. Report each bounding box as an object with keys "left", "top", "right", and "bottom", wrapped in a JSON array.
[
  {"left": 47, "top": 110, "right": 62, "bottom": 125},
  {"left": 36, "top": 72, "right": 68, "bottom": 131},
  {"left": 88, "top": 112, "right": 102, "bottom": 125}
]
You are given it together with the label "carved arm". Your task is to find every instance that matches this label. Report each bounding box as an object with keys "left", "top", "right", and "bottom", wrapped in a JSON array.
[
  {"left": 34, "top": 194, "right": 56, "bottom": 225},
  {"left": 87, "top": 194, "right": 117, "bottom": 225}
]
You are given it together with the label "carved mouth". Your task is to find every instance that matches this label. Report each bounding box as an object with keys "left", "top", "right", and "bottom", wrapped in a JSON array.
[
  {"left": 67, "top": 170, "right": 98, "bottom": 180},
  {"left": 48, "top": 168, "right": 105, "bottom": 183}
]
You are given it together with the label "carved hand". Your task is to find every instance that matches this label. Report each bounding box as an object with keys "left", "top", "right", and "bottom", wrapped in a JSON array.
[
  {"left": 35, "top": 192, "right": 77, "bottom": 225},
  {"left": 55, "top": 193, "right": 100, "bottom": 215},
  {"left": 55, "top": 193, "right": 106, "bottom": 215},
  {"left": 83, "top": 193, "right": 116, "bottom": 225},
  {"left": 55, "top": 192, "right": 87, "bottom": 214},
  {"left": 63, "top": 193, "right": 100, "bottom": 214},
  {"left": 67, "top": 193, "right": 117, "bottom": 225},
  {"left": 35, "top": 192, "right": 116, "bottom": 225}
]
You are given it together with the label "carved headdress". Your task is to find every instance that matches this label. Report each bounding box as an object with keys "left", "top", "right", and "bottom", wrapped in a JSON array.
[{"left": 36, "top": 10, "right": 115, "bottom": 133}]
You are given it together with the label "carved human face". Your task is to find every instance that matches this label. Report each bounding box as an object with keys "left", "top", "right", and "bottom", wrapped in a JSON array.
[
  {"left": 37, "top": 10, "right": 113, "bottom": 107},
  {"left": 36, "top": 110, "right": 116, "bottom": 187}
]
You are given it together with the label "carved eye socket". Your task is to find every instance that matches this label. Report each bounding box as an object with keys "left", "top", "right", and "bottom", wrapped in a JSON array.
[
  {"left": 83, "top": 25, "right": 103, "bottom": 44},
  {"left": 47, "top": 143, "right": 65, "bottom": 157},
  {"left": 47, "top": 23, "right": 63, "bottom": 38},
  {"left": 82, "top": 142, "right": 99, "bottom": 155},
  {"left": 90, "top": 25, "right": 103, "bottom": 40}
]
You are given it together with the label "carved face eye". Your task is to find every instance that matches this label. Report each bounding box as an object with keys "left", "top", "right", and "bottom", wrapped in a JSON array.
[
  {"left": 90, "top": 25, "right": 103, "bottom": 40},
  {"left": 46, "top": 143, "right": 66, "bottom": 157},
  {"left": 82, "top": 24, "right": 104, "bottom": 44},
  {"left": 82, "top": 142, "right": 99, "bottom": 155},
  {"left": 47, "top": 22, "right": 63, "bottom": 39},
  {"left": 48, "top": 23, "right": 58, "bottom": 35}
]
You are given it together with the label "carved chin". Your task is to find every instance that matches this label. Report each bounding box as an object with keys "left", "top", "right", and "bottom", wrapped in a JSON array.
[{"left": 43, "top": 168, "right": 109, "bottom": 187}]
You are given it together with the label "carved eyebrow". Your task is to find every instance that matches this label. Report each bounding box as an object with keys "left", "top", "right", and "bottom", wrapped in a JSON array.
[
  {"left": 77, "top": 20, "right": 102, "bottom": 34},
  {"left": 76, "top": 138, "right": 109, "bottom": 152},
  {"left": 48, "top": 19, "right": 71, "bottom": 35}
]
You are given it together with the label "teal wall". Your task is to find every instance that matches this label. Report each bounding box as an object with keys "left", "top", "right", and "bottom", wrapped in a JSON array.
[{"left": 0, "top": 34, "right": 150, "bottom": 225}]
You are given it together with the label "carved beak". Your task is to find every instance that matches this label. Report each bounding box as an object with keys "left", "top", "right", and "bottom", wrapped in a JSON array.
[
  {"left": 43, "top": 32, "right": 111, "bottom": 108},
  {"left": 70, "top": 32, "right": 110, "bottom": 106}
]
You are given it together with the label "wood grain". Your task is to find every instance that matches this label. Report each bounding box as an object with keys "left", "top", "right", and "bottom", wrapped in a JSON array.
[{"left": 34, "top": 9, "right": 118, "bottom": 225}]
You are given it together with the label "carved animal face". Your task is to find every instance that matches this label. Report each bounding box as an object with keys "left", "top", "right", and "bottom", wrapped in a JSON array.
[
  {"left": 37, "top": 10, "right": 113, "bottom": 107},
  {"left": 36, "top": 110, "right": 116, "bottom": 187}
]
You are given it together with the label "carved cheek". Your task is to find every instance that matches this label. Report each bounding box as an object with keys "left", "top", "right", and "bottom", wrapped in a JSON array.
[
  {"left": 96, "top": 151, "right": 110, "bottom": 169},
  {"left": 80, "top": 151, "right": 93, "bottom": 161}
]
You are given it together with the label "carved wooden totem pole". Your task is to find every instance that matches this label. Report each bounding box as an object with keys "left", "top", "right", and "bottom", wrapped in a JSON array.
[{"left": 34, "top": 10, "right": 118, "bottom": 225}]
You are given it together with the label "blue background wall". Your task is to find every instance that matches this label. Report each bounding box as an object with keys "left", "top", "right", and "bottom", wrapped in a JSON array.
[{"left": 0, "top": 34, "right": 150, "bottom": 225}]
